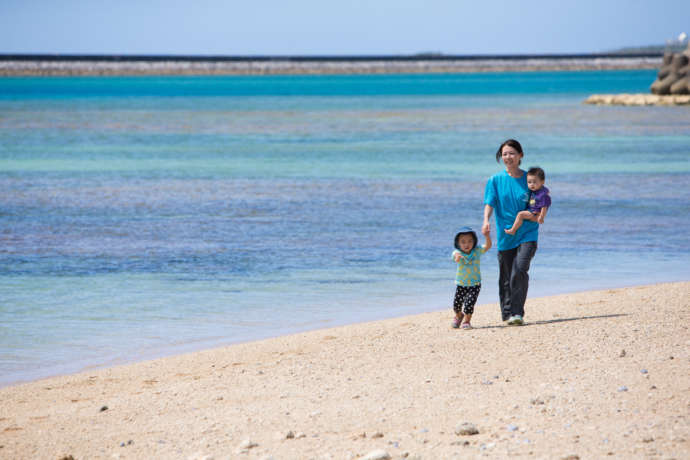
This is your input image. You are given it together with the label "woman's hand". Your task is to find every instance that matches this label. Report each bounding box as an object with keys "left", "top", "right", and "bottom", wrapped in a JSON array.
[{"left": 481, "top": 222, "right": 491, "bottom": 237}]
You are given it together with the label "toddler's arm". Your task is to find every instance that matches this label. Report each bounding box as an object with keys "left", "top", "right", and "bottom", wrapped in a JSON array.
[
  {"left": 537, "top": 206, "right": 549, "bottom": 224},
  {"left": 453, "top": 250, "right": 471, "bottom": 263}
]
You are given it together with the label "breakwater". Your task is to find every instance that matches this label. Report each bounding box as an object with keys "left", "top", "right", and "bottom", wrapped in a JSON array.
[
  {"left": 0, "top": 54, "right": 660, "bottom": 76},
  {"left": 650, "top": 49, "right": 690, "bottom": 95}
]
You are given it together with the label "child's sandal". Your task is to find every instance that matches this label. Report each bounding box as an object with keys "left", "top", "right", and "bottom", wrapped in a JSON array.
[{"left": 461, "top": 322, "right": 472, "bottom": 330}]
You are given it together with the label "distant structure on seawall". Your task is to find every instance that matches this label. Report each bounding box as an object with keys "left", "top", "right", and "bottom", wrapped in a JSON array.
[{"left": 650, "top": 41, "right": 690, "bottom": 95}]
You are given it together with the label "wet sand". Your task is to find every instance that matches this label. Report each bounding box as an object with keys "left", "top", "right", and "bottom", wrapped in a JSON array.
[{"left": 1, "top": 282, "right": 688, "bottom": 459}]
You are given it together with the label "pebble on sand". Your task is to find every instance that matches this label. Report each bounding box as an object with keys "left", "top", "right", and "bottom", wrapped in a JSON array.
[
  {"left": 236, "top": 439, "right": 258, "bottom": 453},
  {"left": 359, "top": 450, "right": 391, "bottom": 460},
  {"left": 455, "top": 422, "right": 479, "bottom": 436},
  {"left": 275, "top": 430, "right": 295, "bottom": 440},
  {"left": 187, "top": 454, "right": 214, "bottom": 460}
]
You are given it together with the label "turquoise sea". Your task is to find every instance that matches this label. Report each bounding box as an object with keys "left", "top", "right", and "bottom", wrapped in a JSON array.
[{"left": 1, "top": 70, "right": 689, "bottom": 386}]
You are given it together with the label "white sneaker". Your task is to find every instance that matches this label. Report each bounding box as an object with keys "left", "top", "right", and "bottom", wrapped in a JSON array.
[{"left": 507, "top": 315, "right": 524, "bottom": 325}]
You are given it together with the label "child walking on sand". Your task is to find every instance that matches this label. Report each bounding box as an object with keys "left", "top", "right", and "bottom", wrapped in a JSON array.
[
  {"left": 452, "top": 226, "right": 492, "bottom": 329},
  {"left": 505, "top": 167, "right": 551, "bottom": 235}
]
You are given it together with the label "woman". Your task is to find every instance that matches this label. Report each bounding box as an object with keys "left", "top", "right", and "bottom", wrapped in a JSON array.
[{"left": 482, "top": 139, "right": 538, "bottom": 325}]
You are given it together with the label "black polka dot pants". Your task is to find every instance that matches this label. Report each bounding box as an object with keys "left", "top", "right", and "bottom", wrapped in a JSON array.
[{"left": 453, "top": 284, "right": 481, "bottom": 315}]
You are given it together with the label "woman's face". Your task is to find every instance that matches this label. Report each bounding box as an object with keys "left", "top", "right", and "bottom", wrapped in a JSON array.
[{"left": 501, "top": 145, "right": 523, "bottom": 169}]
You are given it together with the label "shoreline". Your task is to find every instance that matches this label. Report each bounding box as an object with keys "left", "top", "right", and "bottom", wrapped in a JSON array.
[
  {"left": 1, "top": 276, "right": 682, "bottom": 390},
  {"left": 0, "top": 56, "right": 660, "bottom": 76},
  {"left": 1, "top": 281, "right": 688, "bottom": 459}
]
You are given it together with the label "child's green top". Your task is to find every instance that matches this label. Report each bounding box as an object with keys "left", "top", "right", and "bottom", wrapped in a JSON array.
[{"left": 452, "top": 246, "right": 487, "bottom": 286}]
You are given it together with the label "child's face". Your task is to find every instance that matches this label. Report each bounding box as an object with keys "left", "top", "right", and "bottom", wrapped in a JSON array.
[
  {"left": 457, "top": 234, "right": 474, "bottom": 253},
  {"left": 526, "top": 174, "right": 544, "bottom": 192}
]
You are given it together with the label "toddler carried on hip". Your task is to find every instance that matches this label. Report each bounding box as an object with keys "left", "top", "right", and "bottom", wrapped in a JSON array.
[{"left": 505, "top": 166, "right": 551, "bottom": 235}]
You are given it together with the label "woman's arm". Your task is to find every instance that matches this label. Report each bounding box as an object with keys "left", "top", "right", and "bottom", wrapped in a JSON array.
[
  {"left": 482, "top": 229, "right": 492, "bottom": 251},
  {"left": 482, "top": 204, "right": 493, "bottom": 235}
]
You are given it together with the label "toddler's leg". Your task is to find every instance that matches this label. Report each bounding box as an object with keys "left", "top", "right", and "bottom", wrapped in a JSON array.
[
  {"left": 452, "top": 286, "right": 464, "bottom": 328},
  {"left": 505, "top": 211, "right": 536, "bottom": 235},
  {"left": 461, "top": 285, "right": 481, "bottom": 328}
]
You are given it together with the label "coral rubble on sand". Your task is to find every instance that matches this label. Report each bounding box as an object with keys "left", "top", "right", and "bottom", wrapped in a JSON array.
[{"left": 584, "top": 93, "right": 690, "bottom": 106}]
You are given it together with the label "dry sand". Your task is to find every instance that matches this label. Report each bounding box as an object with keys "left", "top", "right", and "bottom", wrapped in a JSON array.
[{"left": 1, "top": 282, "right": 688, "bottom": 460}]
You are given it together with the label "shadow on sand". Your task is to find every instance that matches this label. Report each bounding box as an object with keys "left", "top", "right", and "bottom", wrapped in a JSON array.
[{"left": 473, "top": 313, "right": 630, "bottom": 330}]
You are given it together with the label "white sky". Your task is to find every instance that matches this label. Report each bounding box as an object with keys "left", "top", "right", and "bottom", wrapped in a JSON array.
[{"left": 1, "top": 0, "right": 688, "bottom": 55}]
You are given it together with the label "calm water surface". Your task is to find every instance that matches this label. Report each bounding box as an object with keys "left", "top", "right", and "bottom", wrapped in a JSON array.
[{"left": 1, "top": 70, "right": 689, "bottom": 386}]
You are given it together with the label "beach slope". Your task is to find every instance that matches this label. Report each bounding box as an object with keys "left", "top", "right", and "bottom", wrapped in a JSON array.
[{"left": 1, "top": 282, "right": 688, "bottom": 459}]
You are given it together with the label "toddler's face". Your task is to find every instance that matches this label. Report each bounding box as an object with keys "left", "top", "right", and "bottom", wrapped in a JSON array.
[
  {"left": 526, "top": 174, "right": 544, "bottom": 192},
  {"left": 457, "top": 234, "right": 474, "bottom": 253}
]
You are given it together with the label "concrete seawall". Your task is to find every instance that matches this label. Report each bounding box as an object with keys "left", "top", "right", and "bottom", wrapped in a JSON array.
[{"left": 0, "top": 55, "right": 660, "bottom": 76}]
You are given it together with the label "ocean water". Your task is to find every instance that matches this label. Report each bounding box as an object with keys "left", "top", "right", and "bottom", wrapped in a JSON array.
[{"left": 1, "top": 70, "right": 689, "bottom": 386}]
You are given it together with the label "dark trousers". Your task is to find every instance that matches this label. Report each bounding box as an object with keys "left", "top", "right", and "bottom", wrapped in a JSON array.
[{"left": 497, "top": 241, "right": 537, "bottom": 321}]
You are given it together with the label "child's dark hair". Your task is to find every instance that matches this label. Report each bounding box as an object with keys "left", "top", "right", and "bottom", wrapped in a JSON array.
[
  {"left": 454, "top": 227, "right": 478, "bottom": 251},
  {"left": 495, "top": 139, "right": 523, "bottom": 163},
  {"left": 527, "top": 166, "right": 545, "bottom": 181}
]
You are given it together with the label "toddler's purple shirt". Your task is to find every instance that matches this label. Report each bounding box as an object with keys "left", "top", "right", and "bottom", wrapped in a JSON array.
[{"left": 528, "top": 186, "right": 551, "bottom": 213}]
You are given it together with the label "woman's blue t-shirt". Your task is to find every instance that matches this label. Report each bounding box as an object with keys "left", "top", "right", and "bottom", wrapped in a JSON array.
[{"left": 484, "top": 169, "right": 539, "bottom": 251}]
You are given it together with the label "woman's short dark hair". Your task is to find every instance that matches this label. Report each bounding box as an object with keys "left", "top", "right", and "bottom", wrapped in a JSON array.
[
  {"left": 527, "top": 166, "right": 545, "bottom": 181},
  {"left": 496, "top": 139, "right": 523, "bottom": 163}
]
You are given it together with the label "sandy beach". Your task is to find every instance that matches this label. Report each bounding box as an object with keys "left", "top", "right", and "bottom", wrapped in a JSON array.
[{"left": 1, "top": 281, "right": 688, "bottom": 459}]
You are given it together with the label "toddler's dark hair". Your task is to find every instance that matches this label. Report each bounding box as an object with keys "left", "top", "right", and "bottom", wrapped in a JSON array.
[{"left": 527, "top": 166, "right": 545, "bottom": 181}]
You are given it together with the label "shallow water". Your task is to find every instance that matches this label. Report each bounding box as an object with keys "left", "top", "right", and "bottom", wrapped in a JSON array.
[{"left": 1, "top": 70, "right": 689, "bottom": 386}]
